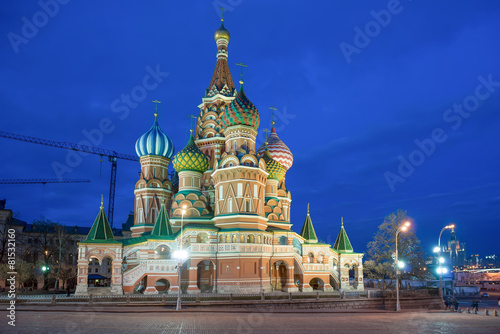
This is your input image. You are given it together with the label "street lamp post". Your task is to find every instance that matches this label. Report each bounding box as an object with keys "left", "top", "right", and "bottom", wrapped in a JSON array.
[
  {"left": 174, "top": 205, "right": 187, "bottom": 311},
  {"left": 395, "top": 221, "right": 410, "bottom": 312},
  {"left": 437, "top": 223, "right": 455, "bottom": 298}
]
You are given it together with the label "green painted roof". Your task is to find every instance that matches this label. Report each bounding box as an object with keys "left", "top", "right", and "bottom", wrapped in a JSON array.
[
  {"left": 300, "top": 205, "right": 318, "bottom": 243},
  {"left": 85, "top": 202, "right": 115, "bottom": 242},
  {"left": 150, "top": 204, "right": 173, "bottom": 237},
  {"left": 333, "top": 222, "right": 353, "bottom": 253},
  {"left": 172, "top": 134, "right": 209, "bottom": 173}
]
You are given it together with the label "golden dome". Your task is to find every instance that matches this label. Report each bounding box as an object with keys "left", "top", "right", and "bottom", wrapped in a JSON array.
[{"left": 214, "top": 22, "right": 230, "bottom": 41}]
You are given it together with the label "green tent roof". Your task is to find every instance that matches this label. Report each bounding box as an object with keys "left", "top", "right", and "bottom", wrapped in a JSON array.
[
  {"left": 300, "top": 204, "right": 318, "bottom": 243},
  {"left": 333, "top": 219, "right": 353, "bottom": 253},
  {"left": 85, "top": 200, "right": 115, "bottom": 242},
  {"left": 150, "top": 204, "right": 173, "bottom": 237}
]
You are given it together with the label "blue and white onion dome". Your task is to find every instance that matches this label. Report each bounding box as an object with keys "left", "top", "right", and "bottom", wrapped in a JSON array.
[{"left": 135, "top": 114, "right": 175, "bottom": 159}]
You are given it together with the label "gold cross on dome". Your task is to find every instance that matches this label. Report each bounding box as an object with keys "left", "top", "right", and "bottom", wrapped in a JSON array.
[
  {"left": 219, "top": 7, "right": 227, "bottom": 21},
  {"left": 269, "top": 106, "right": 277, "bottom": 126},
  {"left": 236, "top": 63, "right": 248, "bottom": 86},
  {"left": 188, "top": 115, "right": 197, "bottom": 134},
  {"left": 262, "top": 128, "right": 270, "bottom": 141},
  {"left": 152, "top": 100, "right": 161, "bottom": 117}
]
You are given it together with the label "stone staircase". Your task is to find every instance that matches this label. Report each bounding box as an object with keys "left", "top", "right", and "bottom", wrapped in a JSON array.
[{"left": 87, "top": 287, "right": 113, "bottom": 295}]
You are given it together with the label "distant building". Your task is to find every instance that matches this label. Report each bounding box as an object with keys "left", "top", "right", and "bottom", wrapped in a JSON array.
[{"left": 443, "top": 229, "right": 466, "bottom": 269}]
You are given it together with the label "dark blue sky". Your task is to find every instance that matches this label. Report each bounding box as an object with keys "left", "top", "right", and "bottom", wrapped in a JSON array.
[{"left": 1, "top": 1, "right": 499, "bottom": 257}]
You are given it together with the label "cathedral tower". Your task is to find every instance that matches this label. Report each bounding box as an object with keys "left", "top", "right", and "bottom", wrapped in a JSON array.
[{"left": 131, "top": 112, "right": 175, "bottom": 237}]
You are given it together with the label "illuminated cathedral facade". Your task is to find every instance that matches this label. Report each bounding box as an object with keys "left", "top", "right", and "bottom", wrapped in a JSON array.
[{"left": 75, "top": 19, "right": 364, "bottom": 295}]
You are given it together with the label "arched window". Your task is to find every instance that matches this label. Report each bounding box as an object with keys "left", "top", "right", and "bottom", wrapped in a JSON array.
[
  {"left": 308, "top": 253, "right": 315, "bottom": 263},
  {"left": 240, "top": 235, "right": 245, "bottom": 243},
  {"left": 317, "top": 253, "right": 324, "bottom": 263},
  {"left": 246, "top": 200, "right": 250, "bottom": 212},
  {"left": 278, "top": 236, "right": 287, "bottom": 245},
  {"left": 232, "top": 235, "right": 237, "bottom": 243},
  {"left": 196, "top": 233, "right": 209, "bottom": 243},
  {"left": 247, "top": 235, "right": 255, "bottom": 243},
  {"left": 155, "top": 245, "right": 170, "bottom": 259},
  {"left": 228, "top": 198, "right": 233, "bottom": 213}
]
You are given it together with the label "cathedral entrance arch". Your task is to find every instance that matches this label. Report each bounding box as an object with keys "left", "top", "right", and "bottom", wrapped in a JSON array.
[
  {"left": 154, "top": 278, "right": 170, "bottom": 293},
  {"left": 87, "top": 256, "right": 112, "bottom": 287},
  {"left": 197, "top": 260, "right": 215, "bottom": 292},
  {"left": 271, "top": 260, "right": 288, "bottom": 291},
  {"left": 309, "top": 277, "right": 324, "bottom": 291}
]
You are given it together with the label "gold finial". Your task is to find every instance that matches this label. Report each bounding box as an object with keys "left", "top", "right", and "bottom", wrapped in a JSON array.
[
  {"left": 236, "top": 62, "right": 247, "bottom": 86},
  {"left": 269, "top": 106, "right": 277, "bottom": 127},
  {"left": 188, "top": 115, "right": 197, "bottom": 136},
  {"left": 219, "top": 6, "right": 226, "bottom": 21},
  {"left": 307, "top": 203, "right": 310, "bottom": 215},
  {"left": 262, "top": 128, "right": 270, "bottom": 141},
  {"left": 153, "top": 100, "right": 161, "bottom": 118},
  {"left": 341, "top": 217, "right": 344, "bottom": 227},
  {"left": 100, "top": 194, "right": 104, "bottom": 209}
]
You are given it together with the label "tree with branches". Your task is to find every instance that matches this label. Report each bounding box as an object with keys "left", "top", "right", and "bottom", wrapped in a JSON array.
[{"left": 364, "top": 209, "right": 429, "bottom": 291}]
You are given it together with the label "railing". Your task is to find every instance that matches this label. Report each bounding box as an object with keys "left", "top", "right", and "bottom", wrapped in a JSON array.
[{"left": 0, "top": 289, "right": 436, "bottom": 304}]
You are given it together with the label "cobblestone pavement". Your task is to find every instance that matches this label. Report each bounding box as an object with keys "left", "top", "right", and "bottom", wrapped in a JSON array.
[{"left": 2, "top": 309, "right": 500, "bottom": 334}]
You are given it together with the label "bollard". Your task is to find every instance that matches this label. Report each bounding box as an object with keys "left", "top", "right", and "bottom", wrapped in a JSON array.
[
  {"left": 230, "top": 293, "right": 233, "bottom": 303},
  {"left": 162, "top": 294, "right": 166, "bottom": 304},
  {"left": 486, "top": 309, "right": 489, "bottom": 316},
  {"left": 126, "top": 295, "right": 130, "bottom": 304},
  {"left": 196, "top": 294, "right": 200, "bottom": 303},
  {"left": 89, "top": 294, "right": 93, "bottom": 305},
  {"left": 289, "top": 292, "right": 292, "bottom": 300},
  {"left": 261, "top": 292, "right": 265, "bottom": 301},
  {"left": 316, "top": 292, "right": 320, "bottom": 300},
  {"left": 467, "top": 308, "right": 470, "bottom": 313},
  {"left": 51, "top": 294, "right": 56, "bottom": 305},
  {"left": 495, "top": 310, "right": 498, "bottom": 317}
]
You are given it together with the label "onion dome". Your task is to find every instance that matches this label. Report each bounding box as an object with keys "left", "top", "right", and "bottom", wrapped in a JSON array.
[
  {"left": 262, "top": 145, "right": 286, "bottom": 181},
  {"left": 135, "top": 114, "right": 175, "bottom": 159},
  {"left": 172, "top": 133, "right": 209, "bottom": 173},
  {"left": 221, "top": 86, "right": 260, "bottom": 130},
  {"left": 214, "top": 21, "right": 230, "bottom": 41},
  {"left": 257, "top": 127, "right": 293, "bottom": 170}
]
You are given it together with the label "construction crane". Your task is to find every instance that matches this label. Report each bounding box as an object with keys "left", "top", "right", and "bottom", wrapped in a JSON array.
[
  {"left": 0, "top": 178, "right": 91, "bottom": 185},
  {"left": 0, "top": 130, "right": 139, "bottom": 227}
]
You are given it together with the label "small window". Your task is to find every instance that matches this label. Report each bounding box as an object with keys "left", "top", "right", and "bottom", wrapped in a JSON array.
[{"left": 226, "top": 266, "right": 229, "bottom": 274}]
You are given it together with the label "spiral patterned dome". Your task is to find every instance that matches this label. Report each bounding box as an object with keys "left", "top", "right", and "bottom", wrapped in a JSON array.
[
  {"left": 262, "top": 146, "right": 286, "bottom": 181},
  {"left": 257, "top": 127, "right": 293, "bottom": 170},
  {"left": 221, "top": 86, "right": 260, "bottom": 130},
  {"left": 135, "top": 115, "right": 175, "bottom": 159},
  {"left": 172, "top": 135, "right": 209, "bottom": 173}
]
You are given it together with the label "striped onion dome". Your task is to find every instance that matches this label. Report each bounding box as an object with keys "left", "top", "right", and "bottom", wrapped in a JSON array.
[
  {"left": 262, "top": 146, "right": 286, "bottom": 181},
  {"left": 172, "top": 134, "right": 209, "bottom": 173},
  {"left": 221, "top": 86, "right": 260, "bottom": 130},
  {"left": 257, "top": 127, "right": 293, "bottom": 170},
  {"left": 135, "top": 115, "right": 175, "bottom": 159}
]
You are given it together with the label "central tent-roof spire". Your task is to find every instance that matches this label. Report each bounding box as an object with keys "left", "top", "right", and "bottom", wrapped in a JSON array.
[{"left": 207, "top": 12, "right": 235, "bottom": 97}]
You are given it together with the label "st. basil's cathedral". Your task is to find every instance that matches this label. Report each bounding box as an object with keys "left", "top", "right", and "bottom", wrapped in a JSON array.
[{"left": 75, "top": 18, "right": 364, "bottom": 295}]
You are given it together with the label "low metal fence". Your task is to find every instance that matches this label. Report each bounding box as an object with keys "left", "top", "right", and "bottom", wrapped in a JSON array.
[{"left": 0, "top": 289, "right": 432, "bottom": 305}]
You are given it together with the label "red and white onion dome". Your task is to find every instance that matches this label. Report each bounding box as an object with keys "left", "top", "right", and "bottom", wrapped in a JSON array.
[{"left": 257, "top": 127, "right": 293, "bottom": 170}]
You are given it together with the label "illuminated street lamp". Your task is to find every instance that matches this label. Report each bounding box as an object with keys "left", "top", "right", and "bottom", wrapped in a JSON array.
[
  {"left": 173, "top": 205, "right": 187, "bottom": 311},
  {"left": 436, "top": 223, "right": 455, "bottom": 298},
  {"left": 395, "top": 220, "right": 411, "bottom": 312}
]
